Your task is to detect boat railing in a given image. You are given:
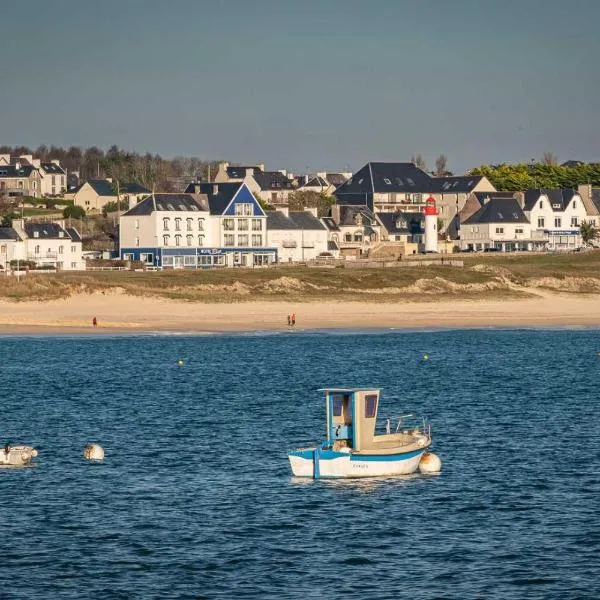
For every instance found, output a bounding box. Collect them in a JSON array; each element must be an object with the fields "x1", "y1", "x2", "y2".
[{"x1": 379, "y1": 414, "x2": 430, "y2": 437}]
